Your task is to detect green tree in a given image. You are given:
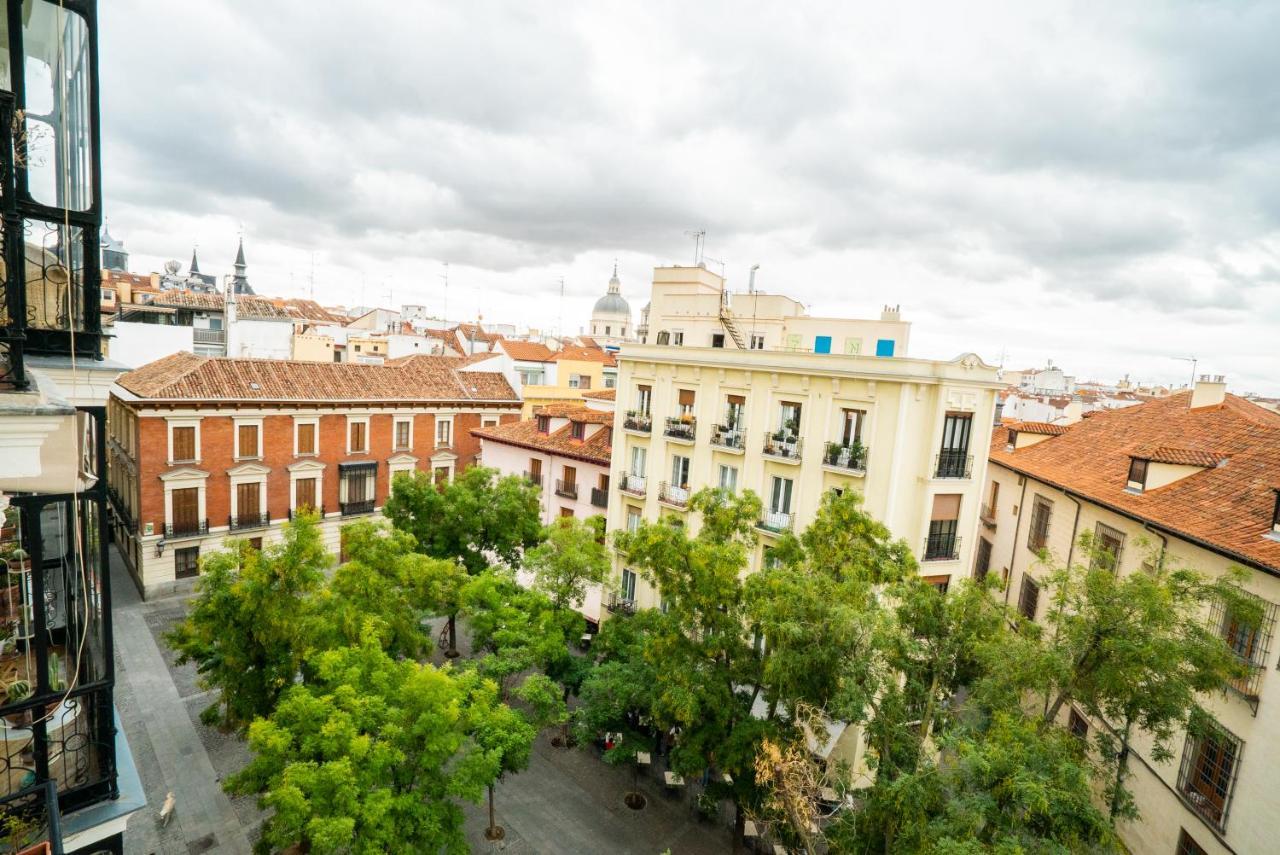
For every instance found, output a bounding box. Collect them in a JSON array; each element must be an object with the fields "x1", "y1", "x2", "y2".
[
  {"x1": 525, "y1": 515, "x2": 610, "y2": 614},
  {"x1": 383, "y1": 467, "x2": 543, "y2": 655},
  {"x1": 226, "y1": 632, "x2": 517, "y2": 854},
  {"x1": 165, "y1": 513, "x2": 330, "y2": 729}
]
